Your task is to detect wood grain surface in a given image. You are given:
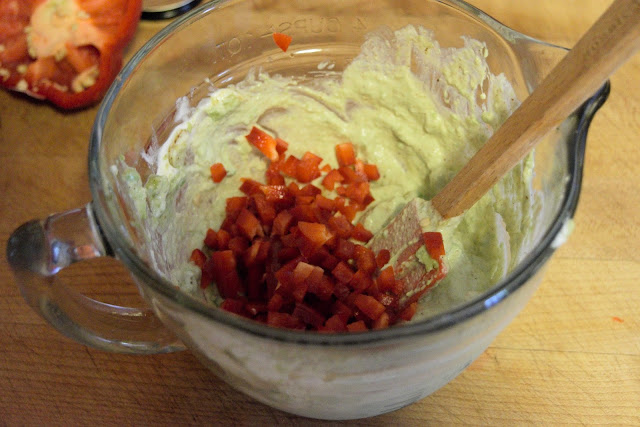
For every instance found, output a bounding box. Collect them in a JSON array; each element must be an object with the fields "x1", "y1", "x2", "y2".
[{"x1": 1, "y1": 1, "x2": 638, "y2": 424}]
